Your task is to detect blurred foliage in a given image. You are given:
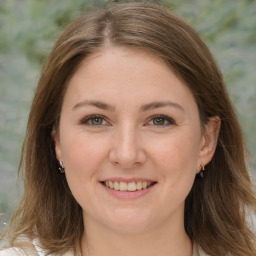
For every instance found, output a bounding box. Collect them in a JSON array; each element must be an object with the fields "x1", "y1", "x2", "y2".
[{"x1": 0, "y1": 0, "x2": 256, "y2": 227}]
